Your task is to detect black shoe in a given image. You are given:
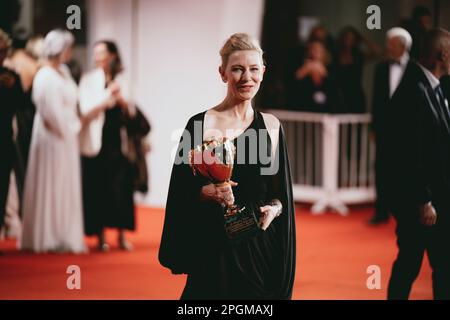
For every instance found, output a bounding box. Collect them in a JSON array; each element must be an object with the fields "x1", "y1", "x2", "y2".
[
  {"x1": 98, "y1": 242, "x2": 110, "y2": 252},
  {"x1": 368, "y1": 216, "x2": 389, "y2": 225},
  {"x1": 97, "y1": 232, "x2": 110, "y2": 252},
  {"x1": 119, "y1": 239, "x2": 134, "y2": 251},
  {"x1": 118, "y1": 230, "x2": 133, "y2": 251}
]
